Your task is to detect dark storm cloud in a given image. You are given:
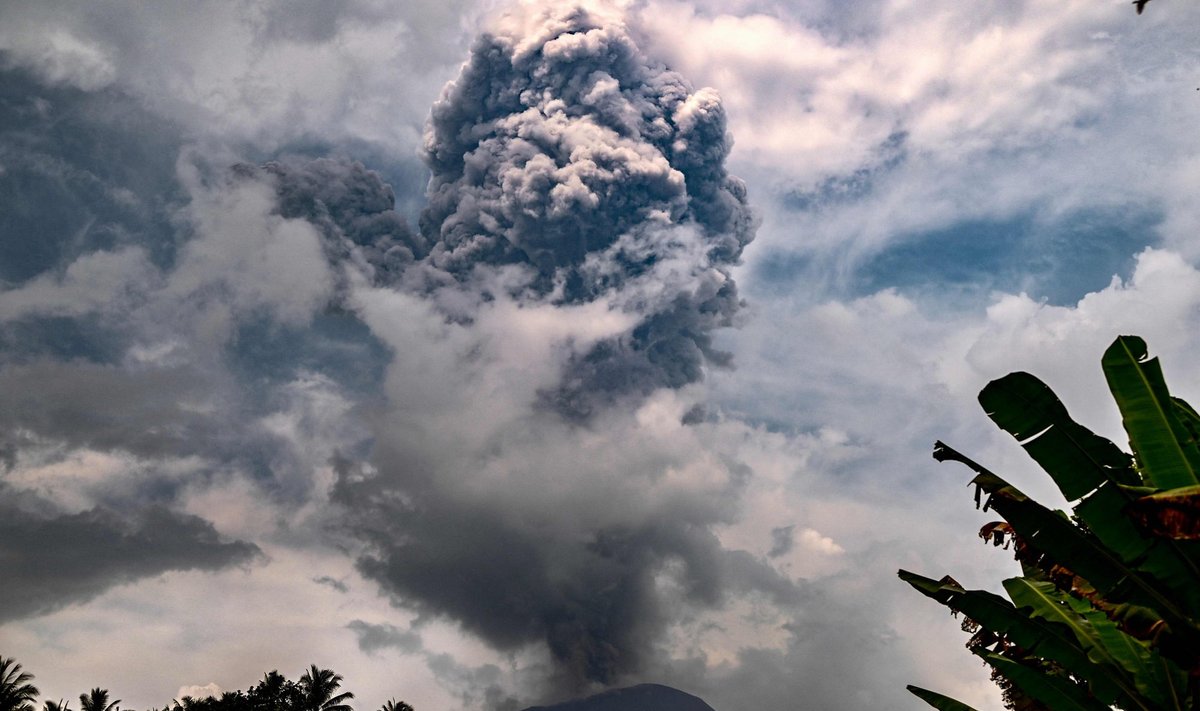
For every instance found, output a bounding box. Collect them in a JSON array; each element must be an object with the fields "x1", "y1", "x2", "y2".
[
  {"x1": 0, "y1": 487, "x2": 260, "y2": 622},
  {"x1": 417, "y1": 6, "x2": 755, "y2": 416}
]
